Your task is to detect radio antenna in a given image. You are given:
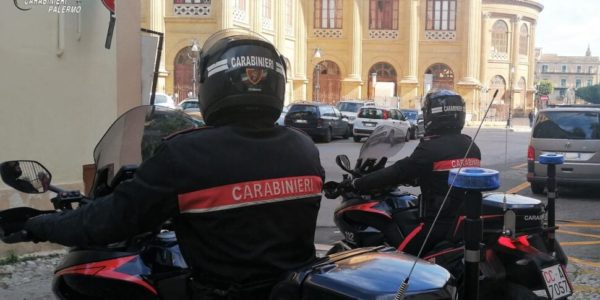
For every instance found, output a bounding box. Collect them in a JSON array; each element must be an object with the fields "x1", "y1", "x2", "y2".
[{"x1": 396, "y1": 89, "x2": 500, "y2": 299}]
